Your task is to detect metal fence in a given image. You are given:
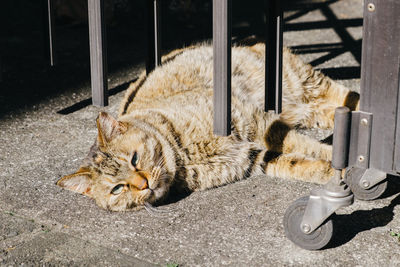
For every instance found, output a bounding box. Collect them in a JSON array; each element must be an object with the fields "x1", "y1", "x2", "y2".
[{"x1": 41, "y1": 0, "x2": 284, "y2": 136}]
